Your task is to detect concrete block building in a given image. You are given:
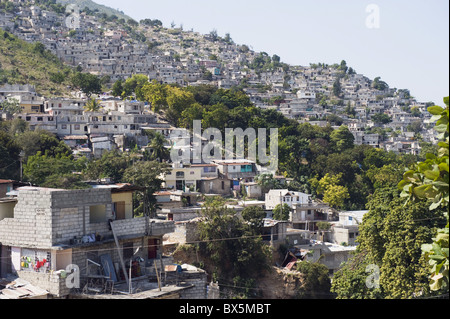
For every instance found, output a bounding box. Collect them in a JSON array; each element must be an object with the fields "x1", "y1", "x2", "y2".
[{"x1": 0, "y1": 186, "x2": 175, "y2": 298}]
